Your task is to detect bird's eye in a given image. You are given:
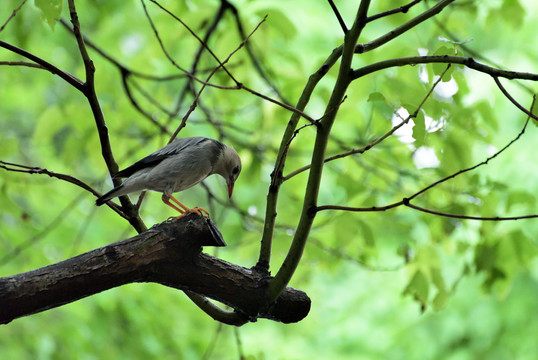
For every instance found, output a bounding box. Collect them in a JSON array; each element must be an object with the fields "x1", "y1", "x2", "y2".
[{"x1": 232, "y1": 166, "x2": 239, "y2": 175}]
